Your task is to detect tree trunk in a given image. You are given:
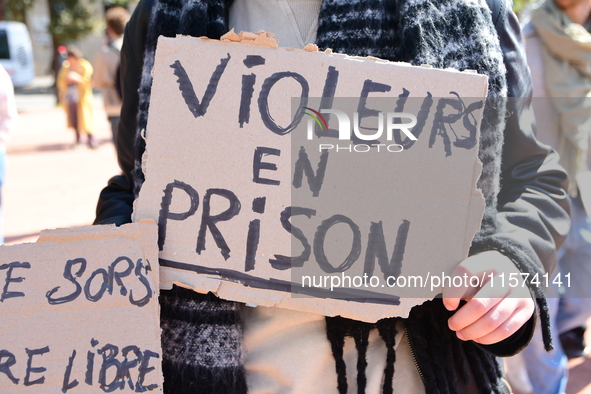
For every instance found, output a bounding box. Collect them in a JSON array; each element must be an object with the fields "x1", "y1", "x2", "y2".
[{"x1": 48, "y1": 0, "x2": 61, "y2": 105}]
